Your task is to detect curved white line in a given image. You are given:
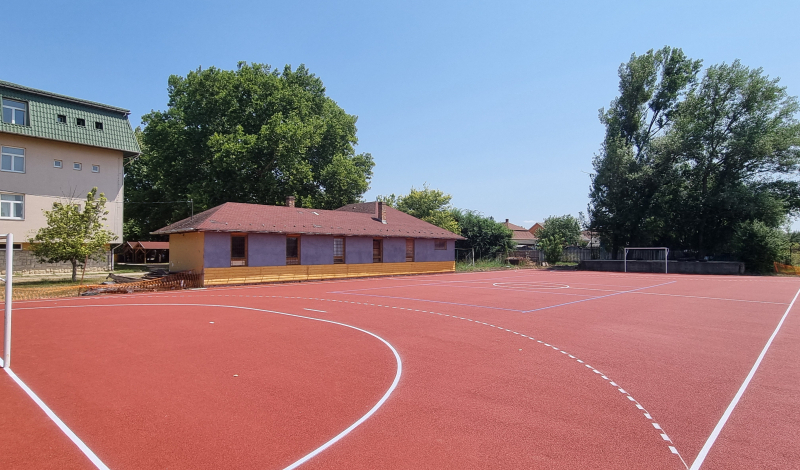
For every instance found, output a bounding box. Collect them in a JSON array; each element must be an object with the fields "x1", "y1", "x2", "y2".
[{"x1": 15, "y1": 302, "x2": 403, "y2": 470}]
